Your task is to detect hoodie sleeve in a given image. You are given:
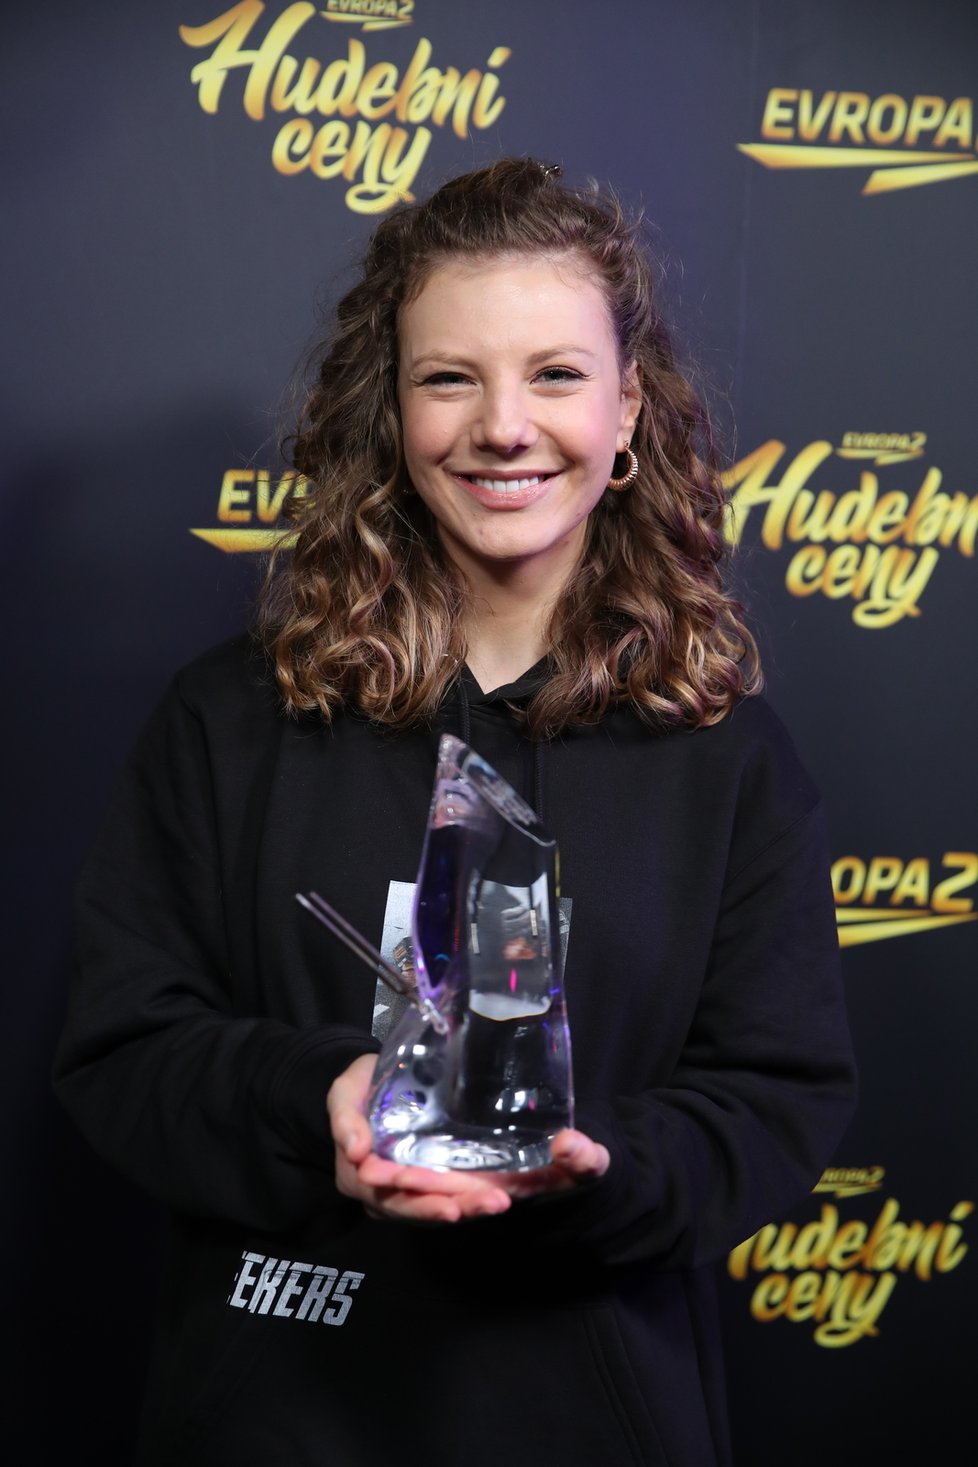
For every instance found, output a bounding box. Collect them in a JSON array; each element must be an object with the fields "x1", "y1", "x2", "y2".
[
  {"x1": 506, "y1": 768, "x2": 856, "y2": 1269},
  {"x1": 52, "y1": 661, "x2": 379, "y2": 1233}
]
